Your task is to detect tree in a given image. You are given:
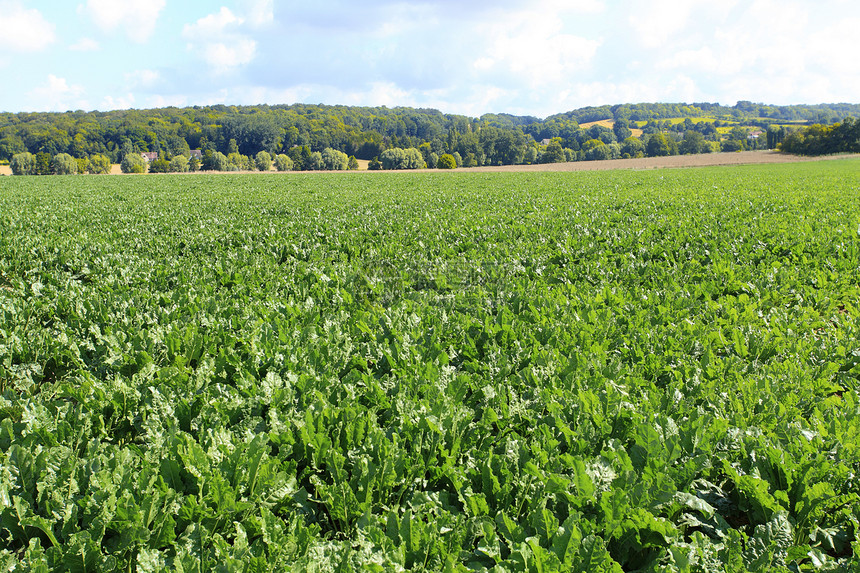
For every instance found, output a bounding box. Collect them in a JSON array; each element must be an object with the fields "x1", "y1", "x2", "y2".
[
  {"x1": 34, "y1": 152, "x2": 52, "y2": 175},
  {"x1": 679, "y1": 130, "x2": 709, "y2": 155},
  {"x1": 368, "y1": 157, "x2": 382, "y2": 170},
  {"x1": 88, "y1": 154, "x2": 111, "y2": 174},
  {"x1": 541, "y1": 140, "x2": 566, "y2": 163},
  {"x1": 347, "y1": 155, "x2": 359, "y2": 170},
  {"x1": 308, "y1": 151, "x2": 324, "y2": 171},
  {"x1": 255, "y1": 151, "x2": 272, "y2": 171},
  {"x1": 0, "y1": 135, "x2": 26, "y2": 161},
  {"x1": 523, "y1": 146, "x2": 538, "y2": 164},
  {"x1": 380, "y1": 147, "x2": 424, "y2": 169},
  {"x1": 766, "y1": 125, "x2": 784, "y2": 150},
  {"x1": 120, "y1": 139, "x2": 135, "y2": 161},
  {"x1": 227, "y1": 152, "x2": 250, "y2": 171},
  {"x1": 584, "y1": 141, "x2": 610, "y2": 161},
  {"x1": 274, "y1": 154, "x2": 293, "y2": 171},
  {"x1": 621, "y1": 137, "x2": 645, "y2": 158},
  {"x1": 321, "y1": 148, "x2": 348, "y2": 170},
  {"x1": 169, "y1": 155, "x2": 189, "y2": 172},
  {"x1": 148, "y1": 158, "x2": 171, "y2": 173},
  {"x1": 10, "y1": 152, "x2": 35, "y2": 175},
  {"x1": 75, "y1": 157, "x2": 90, "y2": 174},
  {"x1": 209, "y1": 151, "x2": 229, "y2": 171},
  {"x1": 646, "y1": 133, "x2": 670, "y2": 157},
  {"x1": 121, "y1": 153, "x2": 147, "y2": 173},
  {"x1": 189, "y1": 155, "x2": 200, "y2": 172},
  {"x1": 436, "y1": 153, "x2": 456, "y2": 169},
  {"x1": 721, "y1": 139, "x2": 744, "y2": 152},
  {"x1": 613, "y1": 119, "x2": 632, "y2": 141}
]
